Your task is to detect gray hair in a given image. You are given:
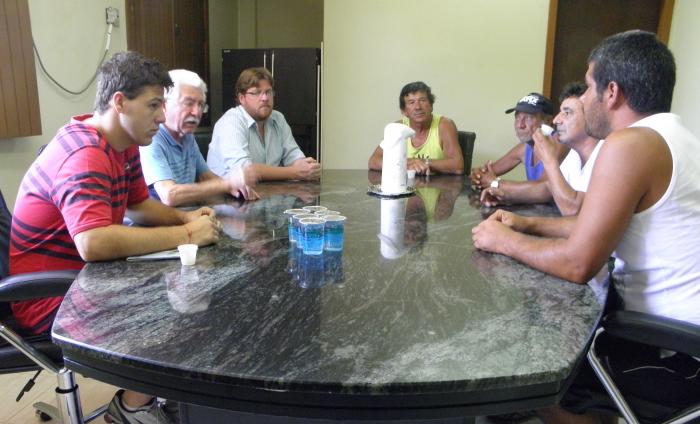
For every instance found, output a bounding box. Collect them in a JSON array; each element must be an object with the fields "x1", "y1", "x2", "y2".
[{"x1": 166, "y1": 69, "x2": 207, "y2": 102}]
